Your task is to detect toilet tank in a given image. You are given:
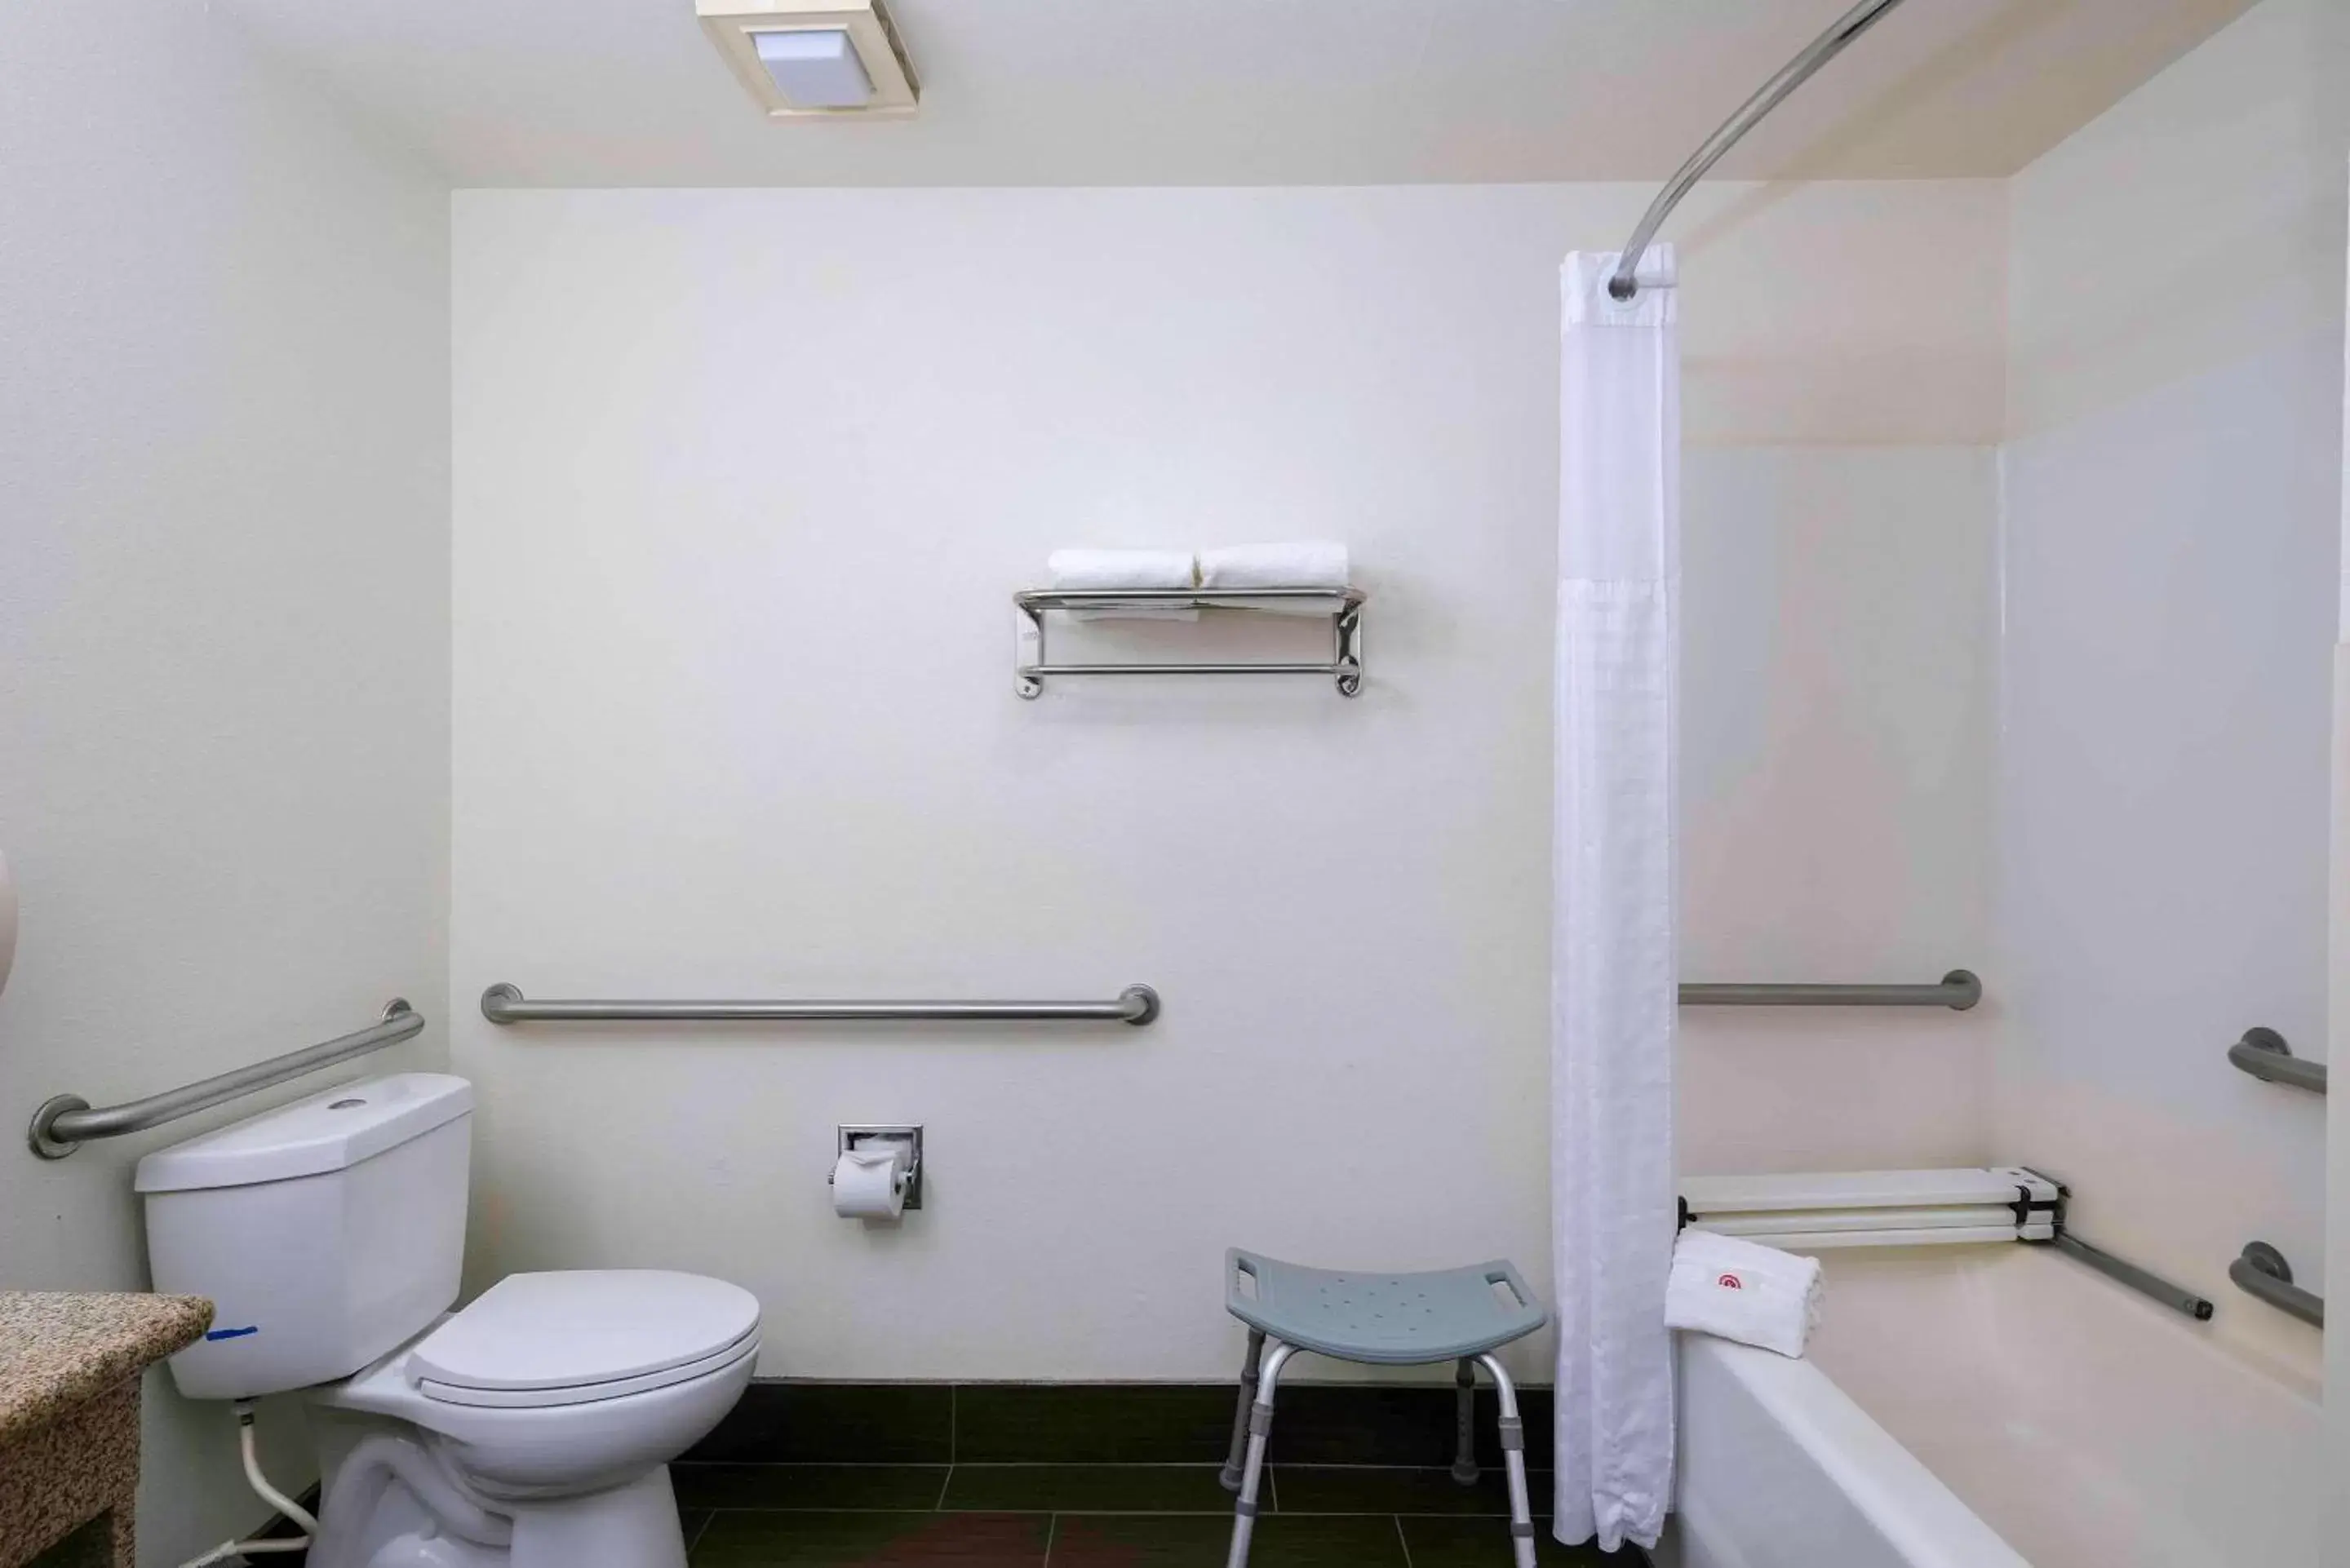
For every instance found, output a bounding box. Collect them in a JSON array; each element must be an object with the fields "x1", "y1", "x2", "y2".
[{"x1": 137, "y1": 1072, "x2": 472, "y2": 1401}]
